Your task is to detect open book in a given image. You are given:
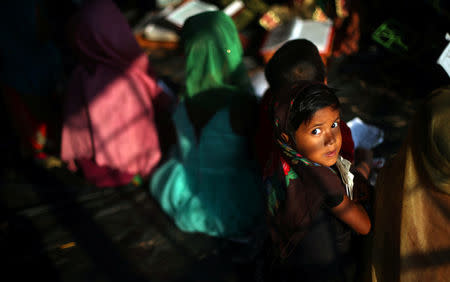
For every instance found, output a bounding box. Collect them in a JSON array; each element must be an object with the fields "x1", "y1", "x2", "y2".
[
  {"x1": 165, "y1": 0, "x2": 245, "y2": 28},
  {"x1": 136, "y1": 0, "x2": 246, "y2": 49},
  {"x1": 260, "y1": 17, "x2": 334, "y2": 63}
]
